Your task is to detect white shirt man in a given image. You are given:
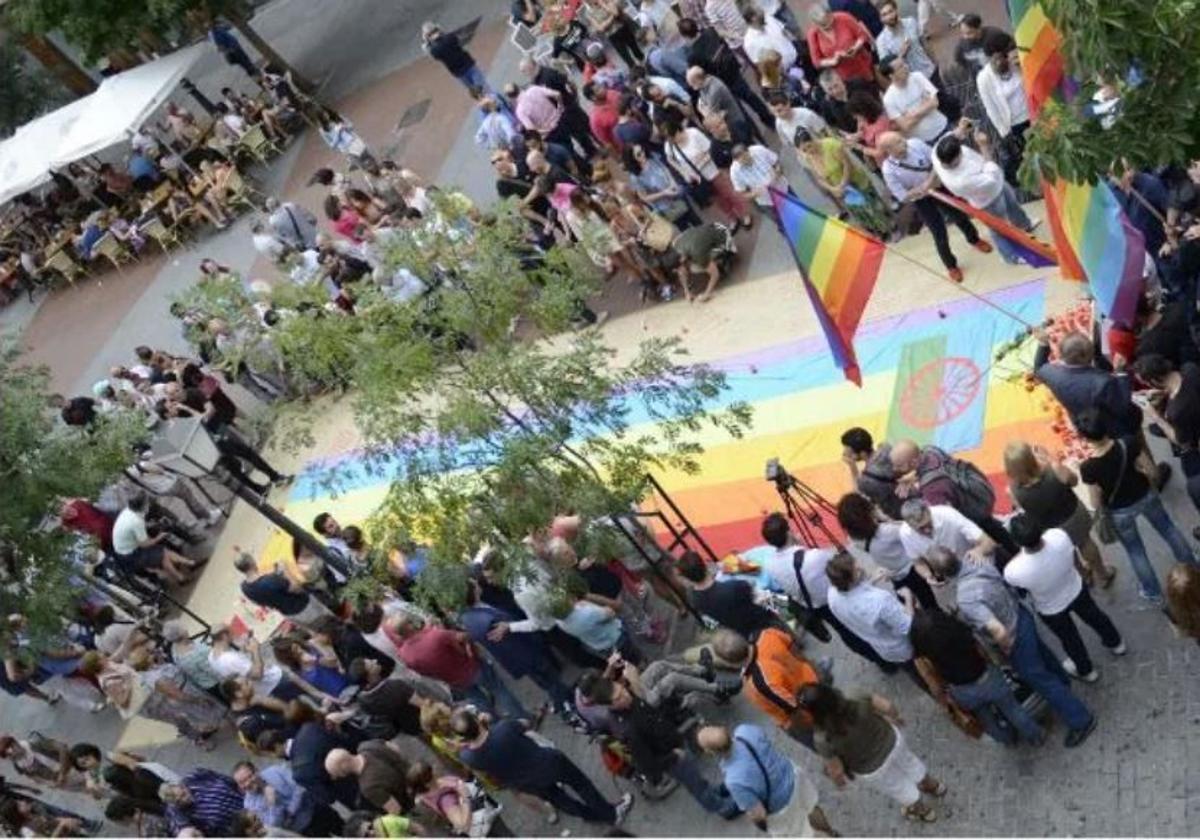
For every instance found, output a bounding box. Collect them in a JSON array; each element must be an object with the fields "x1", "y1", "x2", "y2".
[
  {"x1": 1003, "y1": 528, "x2": 1081, "y2": 615},
  {"x1": 881, "y1": 136, "x2": 936, "y2": 203},
  {"x1": 883, "y1": 67, "x2": 947, "y2": 142},
  {"x1": 764, "y1": 545, "x2": 835, "y2": 607},
  {"x1": 111, "y1": 507, "x2": 150, "y2": 557},
  {"x1": 730, "y1": 145, "x2": 788, "y2": 207},
  {"x1": 899, "y1": 504, "x2": 986, "y2": 561},
  {"x1": 875, "y1": 14, "x2": 936, "y2": 79},
  {"x1": 774, "y1": 105, "x2": 828, "y2": 146},
  {"x1": 743, "y1": 15, "x2": 797, "y2": 68},
  {"x1": 475, "y1": 107, "x2": 521, "y2": 152},
  {"x1": 932, "y1": 141, "x2": 1005, "y2": 208},
  {"x1": 665, "y1": 126, "x2": 719, "y2": 180},
  {"x1": 827, "y1": 579, "x2": 913, "y2": 663}
]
